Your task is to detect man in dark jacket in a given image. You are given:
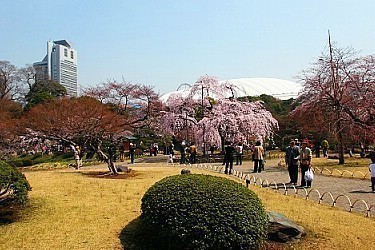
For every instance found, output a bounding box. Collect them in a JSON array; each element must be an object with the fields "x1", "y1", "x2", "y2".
[
  {"x1": 285, "y1": 140, "x2": 300, "y2": 185},
  {"x1": 224, "y1": 141, "x2": 235, "y2": 175}
]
